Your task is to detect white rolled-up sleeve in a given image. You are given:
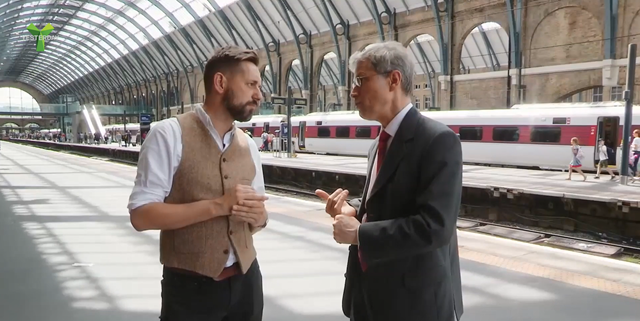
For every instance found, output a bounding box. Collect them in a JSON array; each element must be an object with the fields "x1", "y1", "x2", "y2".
[
  {"x1": 246, "y1": 137, "x2": 265, "y2": 196},
  {"x1": 127, "y1": 119, "x2": 182, "y2": 212}
]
